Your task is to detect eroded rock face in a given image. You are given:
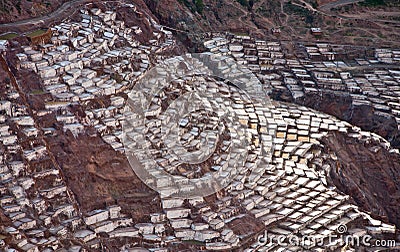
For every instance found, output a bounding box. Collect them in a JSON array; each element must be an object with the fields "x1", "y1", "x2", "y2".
[{"x1": 321, "y1": 131, "x2": 400, "y2": 228}]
